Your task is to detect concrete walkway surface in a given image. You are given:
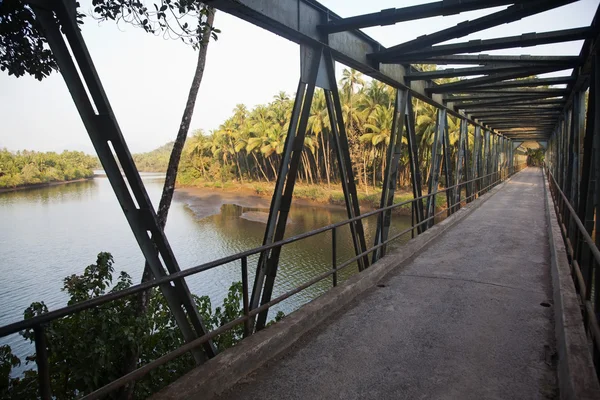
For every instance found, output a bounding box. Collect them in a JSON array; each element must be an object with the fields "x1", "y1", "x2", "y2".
[{"x1": 218, "y1": 168, "x2": 557, "y2": 400}]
